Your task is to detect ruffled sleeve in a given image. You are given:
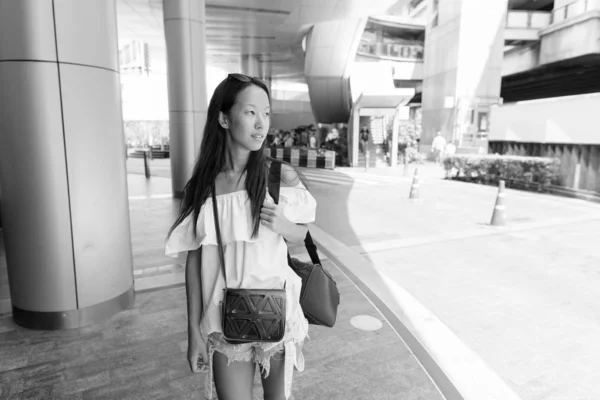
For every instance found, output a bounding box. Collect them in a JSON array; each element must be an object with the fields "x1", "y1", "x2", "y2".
[
  {"x1": 164, "y1": 191, "x2": 262, "y2": 257},
  {"x1": 278, "y1": 183, "x2": 317, "y2": 224},
  {"x1": 164, "y1": 211, "x2": 205, "y2": 258}
]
